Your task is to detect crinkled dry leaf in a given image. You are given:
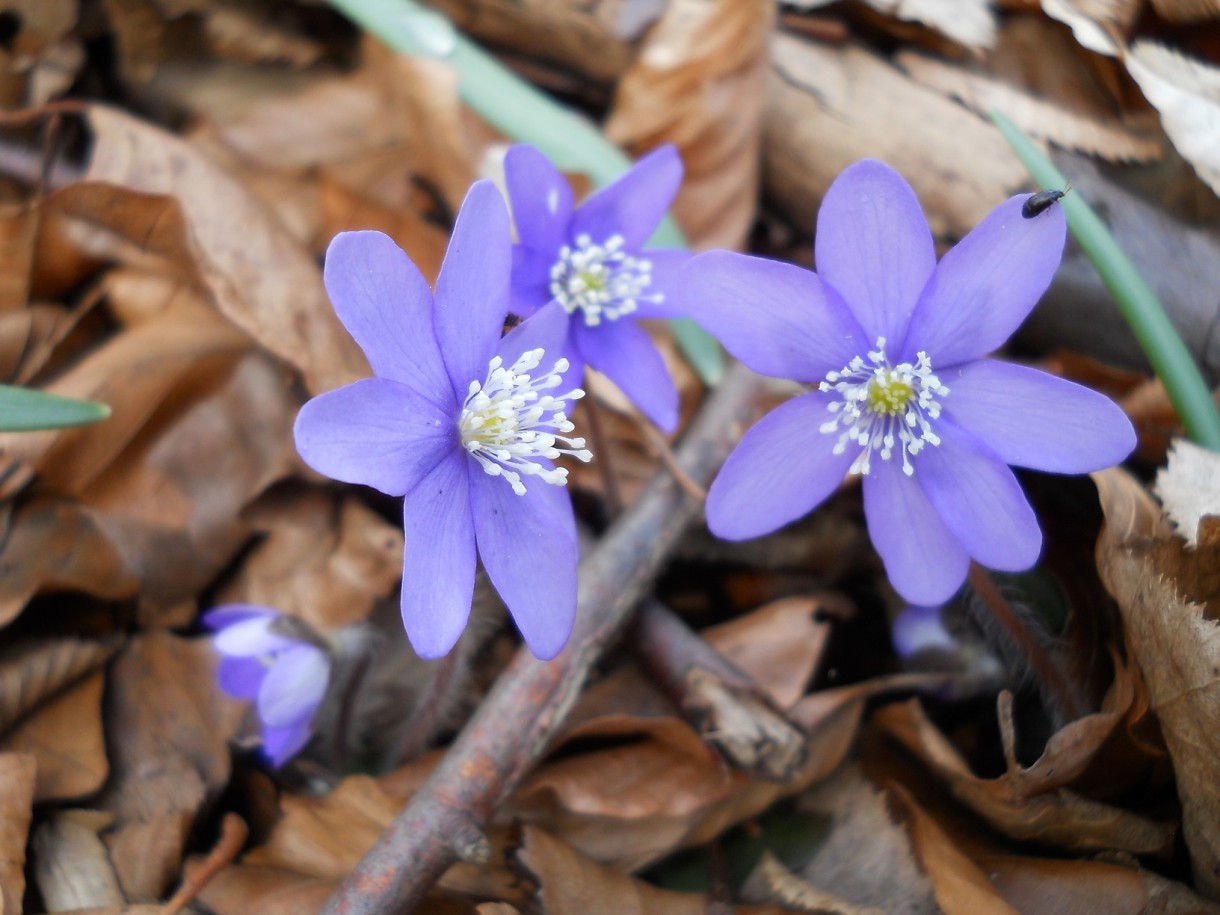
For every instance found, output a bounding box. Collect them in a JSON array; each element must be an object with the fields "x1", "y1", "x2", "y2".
[
  {"x1": 97, "y1": 633, "x2": 245, "y2": 901},
  {"x1": 193, "y1": 863, "x2": 337, "y2": 915},
  {"x1": 765, "y1": 34, "x2": 1026, "y2": 238},
  {"x1": 33, "y1": 810, "x2": 125, "y2": 911},
  {"x1": 875, "y1": 699, "x2": 1175, "y2": 857},
  {"x1": 217, "y1": 489, "x2": 404, "y2": 634},
  {"x1": 1124, "y1": 42, "x2": 1220, "y2": 196},
  {"x1": 514, "y1": 825, "x2": 792, "y2": 915},
  {"x1": 605, "y1": 0, "x2": 774, "y2": 250},
  {"x1": 1156, "y1": 437, "x2": 1220, "y2": 548},
  {"x1": 860, "y1": 0, "x2": 996, "y2": 49},
  {"x1": 0, "y1": 751, "x2": 36, "y2": 914},
  {"x1": 897, "y1": 52, "x2": 1161, "y2": 162},
  {"x1": 1095, "y1": 465, "x2": 1220, "y2": 898},
  {"x1": 748, "y1": 852, "x2": 887, "y2": 914},
  {"x1": 74, "y1": 104, "x2": 369, "y2": 392},
  {"x1": 1149, "y1": 0, "x2": 1220, "y2": 22},
  {"x1": 1039, "y1": 0, "x2": 1129, "y2": 57},
  {"x1": 192, "y1": 3, "x2": 323, "y2": 67},
  {"x1": 0, "y1": 636, "x2": 117, "y2": 734},
  {"x1": 0, "y1": 202, "x2": 40, "y2": 310},
  {"x1": 1, "y1": 668, "x2": 107, "y2": 802},
  {"x1": 1, "y1": 0, "x2": 79, "y2": 58}
]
